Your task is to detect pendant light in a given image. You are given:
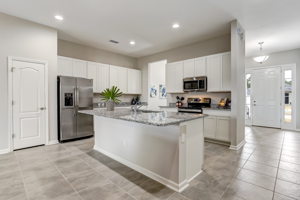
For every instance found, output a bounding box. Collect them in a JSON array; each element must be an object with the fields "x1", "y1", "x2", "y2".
[{"x1": 253, "y1": 42, "x2": 269, "y2": 63}]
